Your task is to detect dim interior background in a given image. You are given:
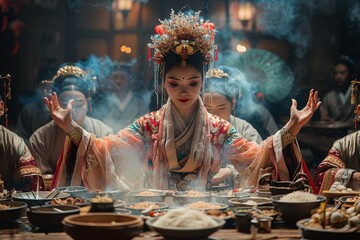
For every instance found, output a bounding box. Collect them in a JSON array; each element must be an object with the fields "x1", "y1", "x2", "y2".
[{"x1": 1, "y1": 0, "x2": 359, "y2": 142}]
